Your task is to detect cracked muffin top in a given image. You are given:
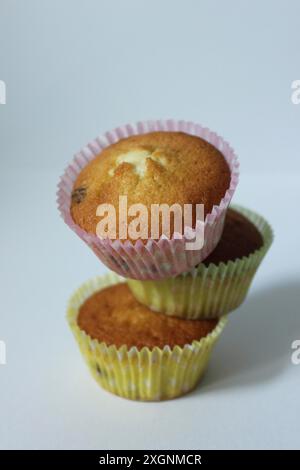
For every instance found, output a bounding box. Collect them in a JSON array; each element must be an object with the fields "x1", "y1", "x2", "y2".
[
  {"x1": 71, "y1": 131, "x2": 231, "y2": 242},
  {"x1": 77, "y1": 283, "x2": 218, "y2": 350}
]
